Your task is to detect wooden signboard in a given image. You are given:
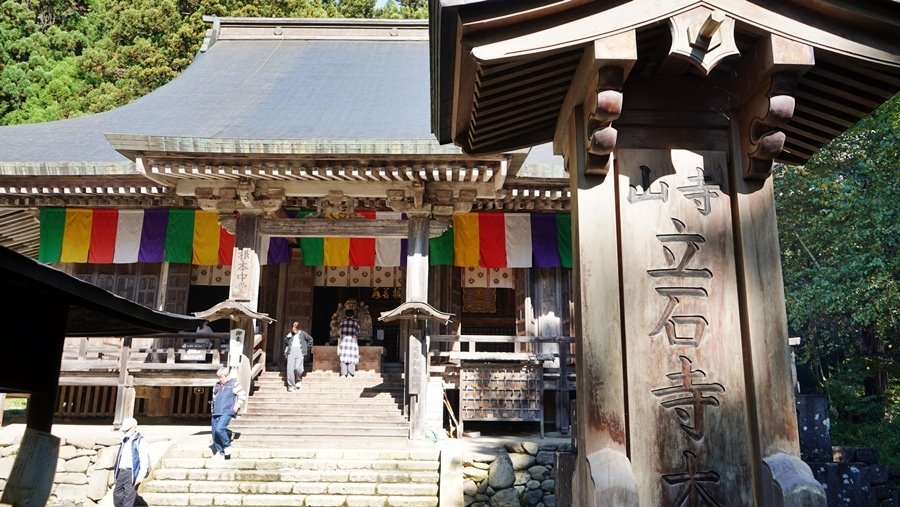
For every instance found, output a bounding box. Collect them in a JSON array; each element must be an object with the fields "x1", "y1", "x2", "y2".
[
  {"x1": 459, "y1": 362, "x2": 543, "y2": 436},
  {"x1": 617, "y1": 149, "x2": 751, "y2": 505}
]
